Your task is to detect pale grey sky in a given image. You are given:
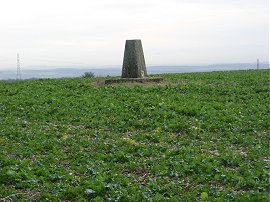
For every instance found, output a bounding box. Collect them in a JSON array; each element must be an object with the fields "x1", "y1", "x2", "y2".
[{"x1": 0, "y1": 0, "x2": 269, "y2": 69}]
